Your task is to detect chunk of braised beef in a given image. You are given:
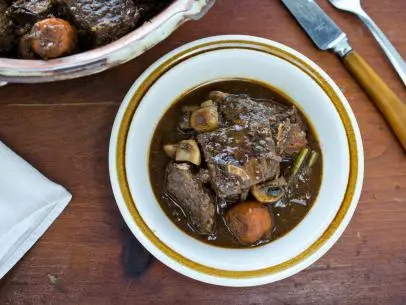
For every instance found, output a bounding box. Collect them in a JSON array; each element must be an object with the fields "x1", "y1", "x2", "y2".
[
  {"x1": 210, "y1": 91, "x2": 282, "y2": 127},
  {"x1": 197, "y1": 123, "x2": 281, "y2": 201},
  {"x1": 8, "y1": 0, "x2": 54, "y2": 35},
  {"x1": 166, "y1": 162, "x2": 216, "y2": 235},
  {"x1": 195, "y1": 168, "x2": 211, "y2": 184},
  {"x1": 274, "y1": 118, "x2": 308, "y2": 157},
  {"x1": 209, "y1": 91, "x2": 308, "y2": 158},
  {"x1": 0, "y1": 0, "x2": 16, "y2": 53},
  {"x1": 55, "y1": 0, "x2": 140, "y2": 47}
]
